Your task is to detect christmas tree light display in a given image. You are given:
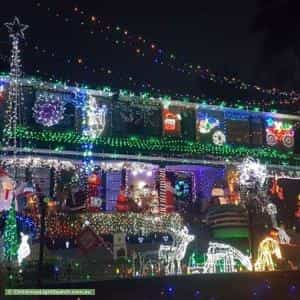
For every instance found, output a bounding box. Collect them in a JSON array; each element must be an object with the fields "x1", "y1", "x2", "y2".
[
  {"x1": 3, "y1": 201, "x2": 19, "y2": 262},
  {"x1": 3, "y1": 17, "x2": 28, "y2": 152}
]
